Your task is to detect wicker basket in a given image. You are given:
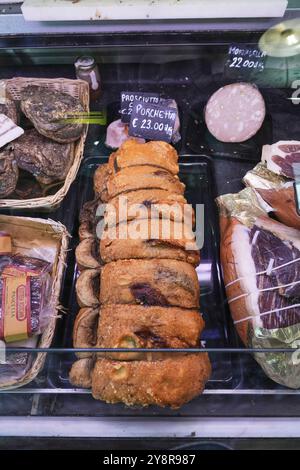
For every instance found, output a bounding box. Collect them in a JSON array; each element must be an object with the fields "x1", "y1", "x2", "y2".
[
  {"x1": 0, "y1": 214, "x2": 69, "y2": 390},
  {"x1": 0, "y1": 77, "x2": 89, "y2": 211}
]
